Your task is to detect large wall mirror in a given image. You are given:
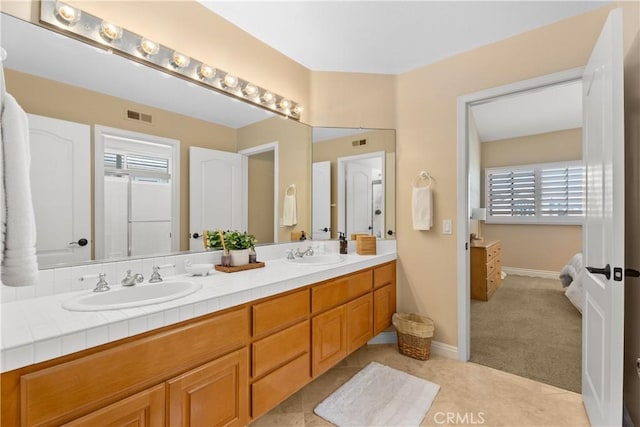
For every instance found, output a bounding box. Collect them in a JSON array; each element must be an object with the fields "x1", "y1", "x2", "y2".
[
  {"x1": 312, "y1": 128, "x2": 396, "y2": 241},
  {"x1": 1, "y1": 12, "x2": 312, "y2": 268}
]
